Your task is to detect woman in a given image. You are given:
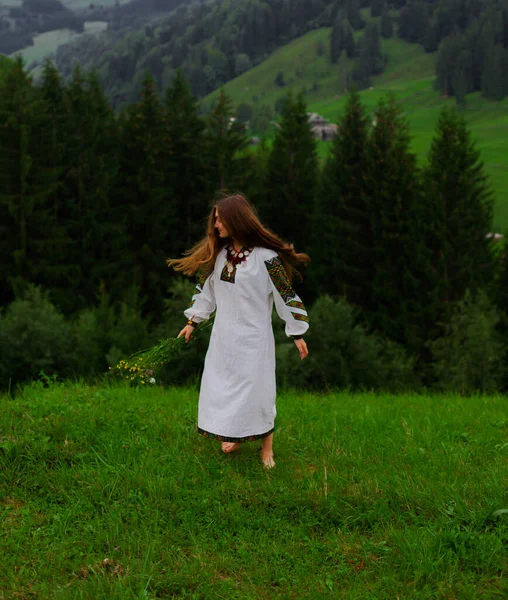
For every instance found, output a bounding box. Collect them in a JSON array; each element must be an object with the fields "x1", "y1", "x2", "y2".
[{"x1": 168, "y1": 193, "x2": 309, "y2": 469}]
